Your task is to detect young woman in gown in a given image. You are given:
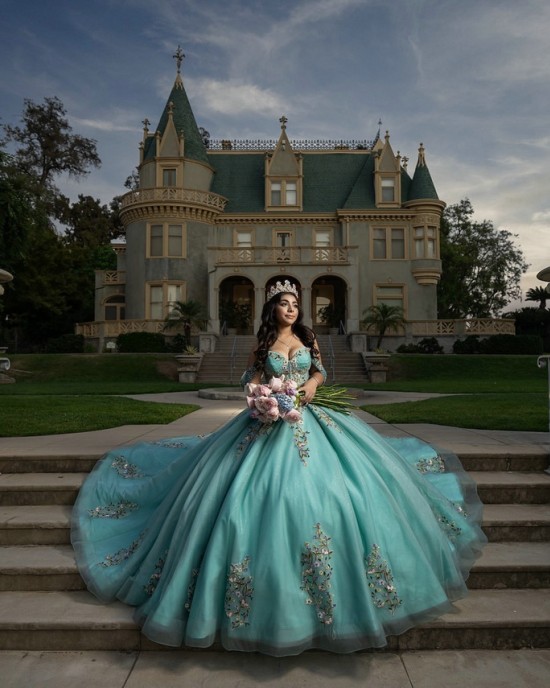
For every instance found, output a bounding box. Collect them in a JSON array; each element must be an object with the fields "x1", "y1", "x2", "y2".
[{"x1": 72, "y1": 280, "x2": 487, "y2": 656}]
